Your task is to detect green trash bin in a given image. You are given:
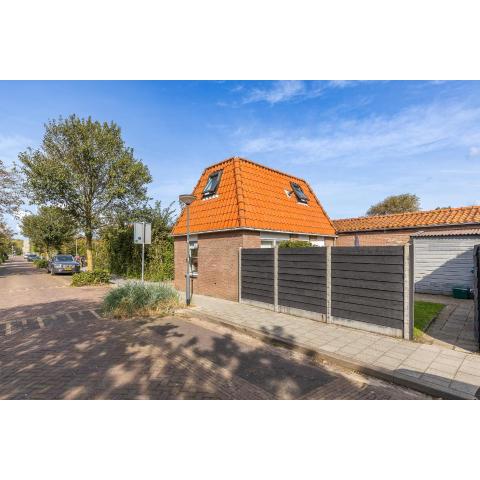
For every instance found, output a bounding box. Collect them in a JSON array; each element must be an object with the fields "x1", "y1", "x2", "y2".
[{"x1": 452, "y1": 286, "x2": 472, "y2": 299}]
